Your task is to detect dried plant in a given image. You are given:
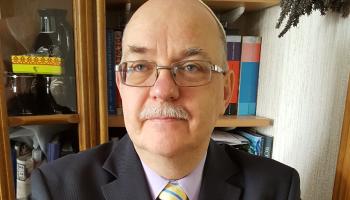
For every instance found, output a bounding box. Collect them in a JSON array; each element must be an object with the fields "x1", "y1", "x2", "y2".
[{"x1": 276, "y1": 0, "x2": 350, "y2": 37}]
